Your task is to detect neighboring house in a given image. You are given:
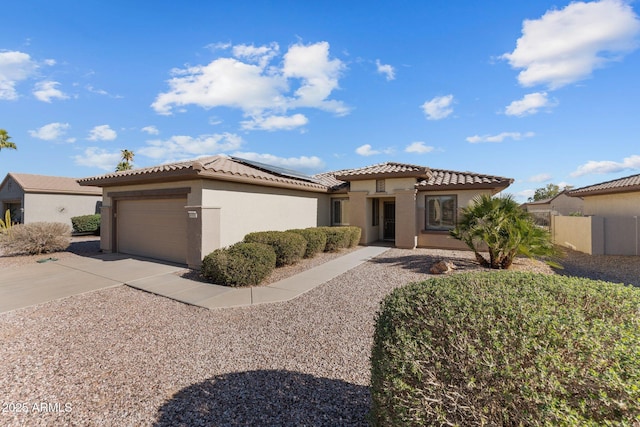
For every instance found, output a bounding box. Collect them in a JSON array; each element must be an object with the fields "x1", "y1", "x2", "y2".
[
  {"x1": 521, "y1": 191, "x2": 584, "y2": 228},
  {"x1": 552, "y1": 173, "x2": 640, "y2": 255},
  {"x1": 78, "y1": 156, "x2": 513, "y2": 267},
  {"x1": 0, "y1": 173, "x2": 102, "y2": 226},
  {"x1": 521, "y1": 191, "x2": 584, "y2": 216}
]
